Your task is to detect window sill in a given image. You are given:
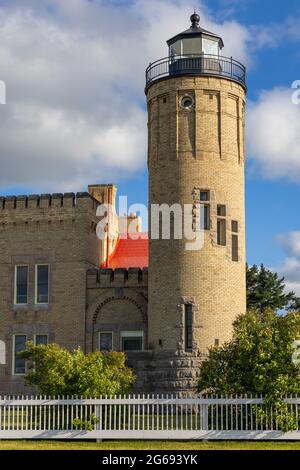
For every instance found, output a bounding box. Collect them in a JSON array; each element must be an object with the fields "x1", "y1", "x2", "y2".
[{"x1": 13, "y1": 303, "x2": 50, "y2": 312}]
